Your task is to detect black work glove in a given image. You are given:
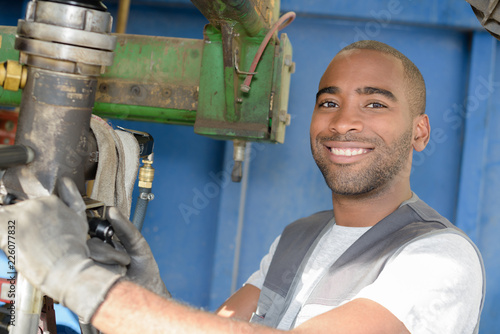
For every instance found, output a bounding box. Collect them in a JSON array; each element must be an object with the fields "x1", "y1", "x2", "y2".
[{"x1": 86, "y1": 207, "x2": 171, "y2": 299}]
